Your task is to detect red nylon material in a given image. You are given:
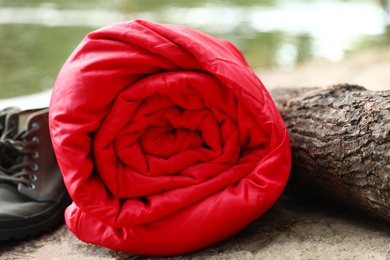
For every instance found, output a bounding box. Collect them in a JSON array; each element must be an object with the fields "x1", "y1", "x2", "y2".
[{"x1": 49, "y1": 20, "x2": 291, "y2": 256}]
